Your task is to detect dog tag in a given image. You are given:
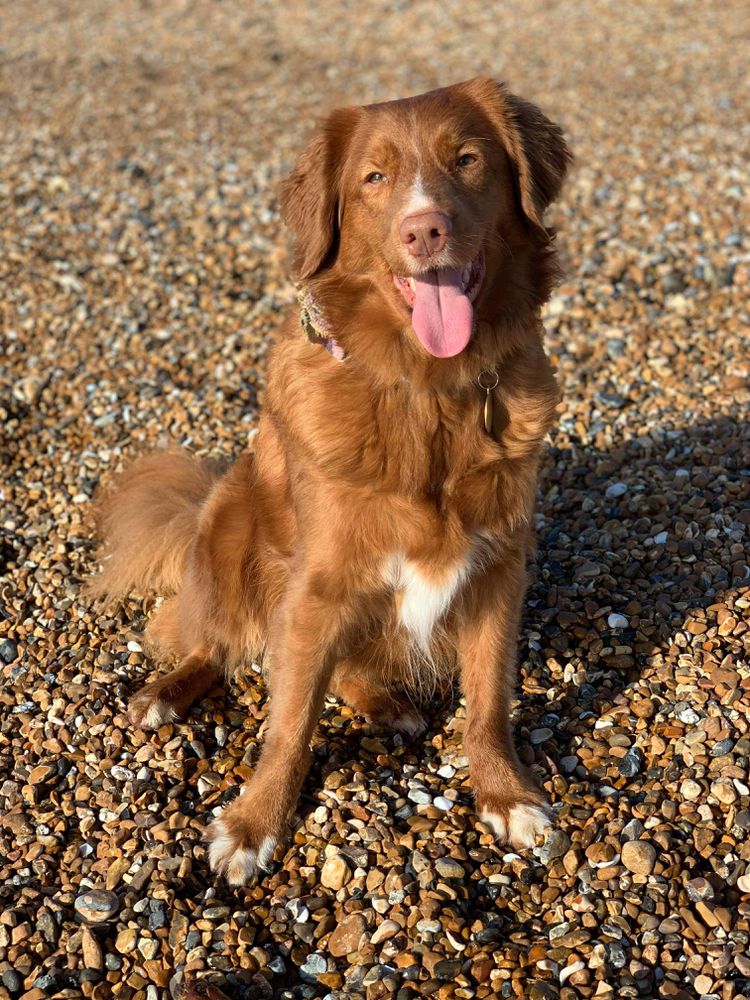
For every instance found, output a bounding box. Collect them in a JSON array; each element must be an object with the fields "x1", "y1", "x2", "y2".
[{"x1": 477, "y1": 369, "x2": 499, "y2": 435}]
